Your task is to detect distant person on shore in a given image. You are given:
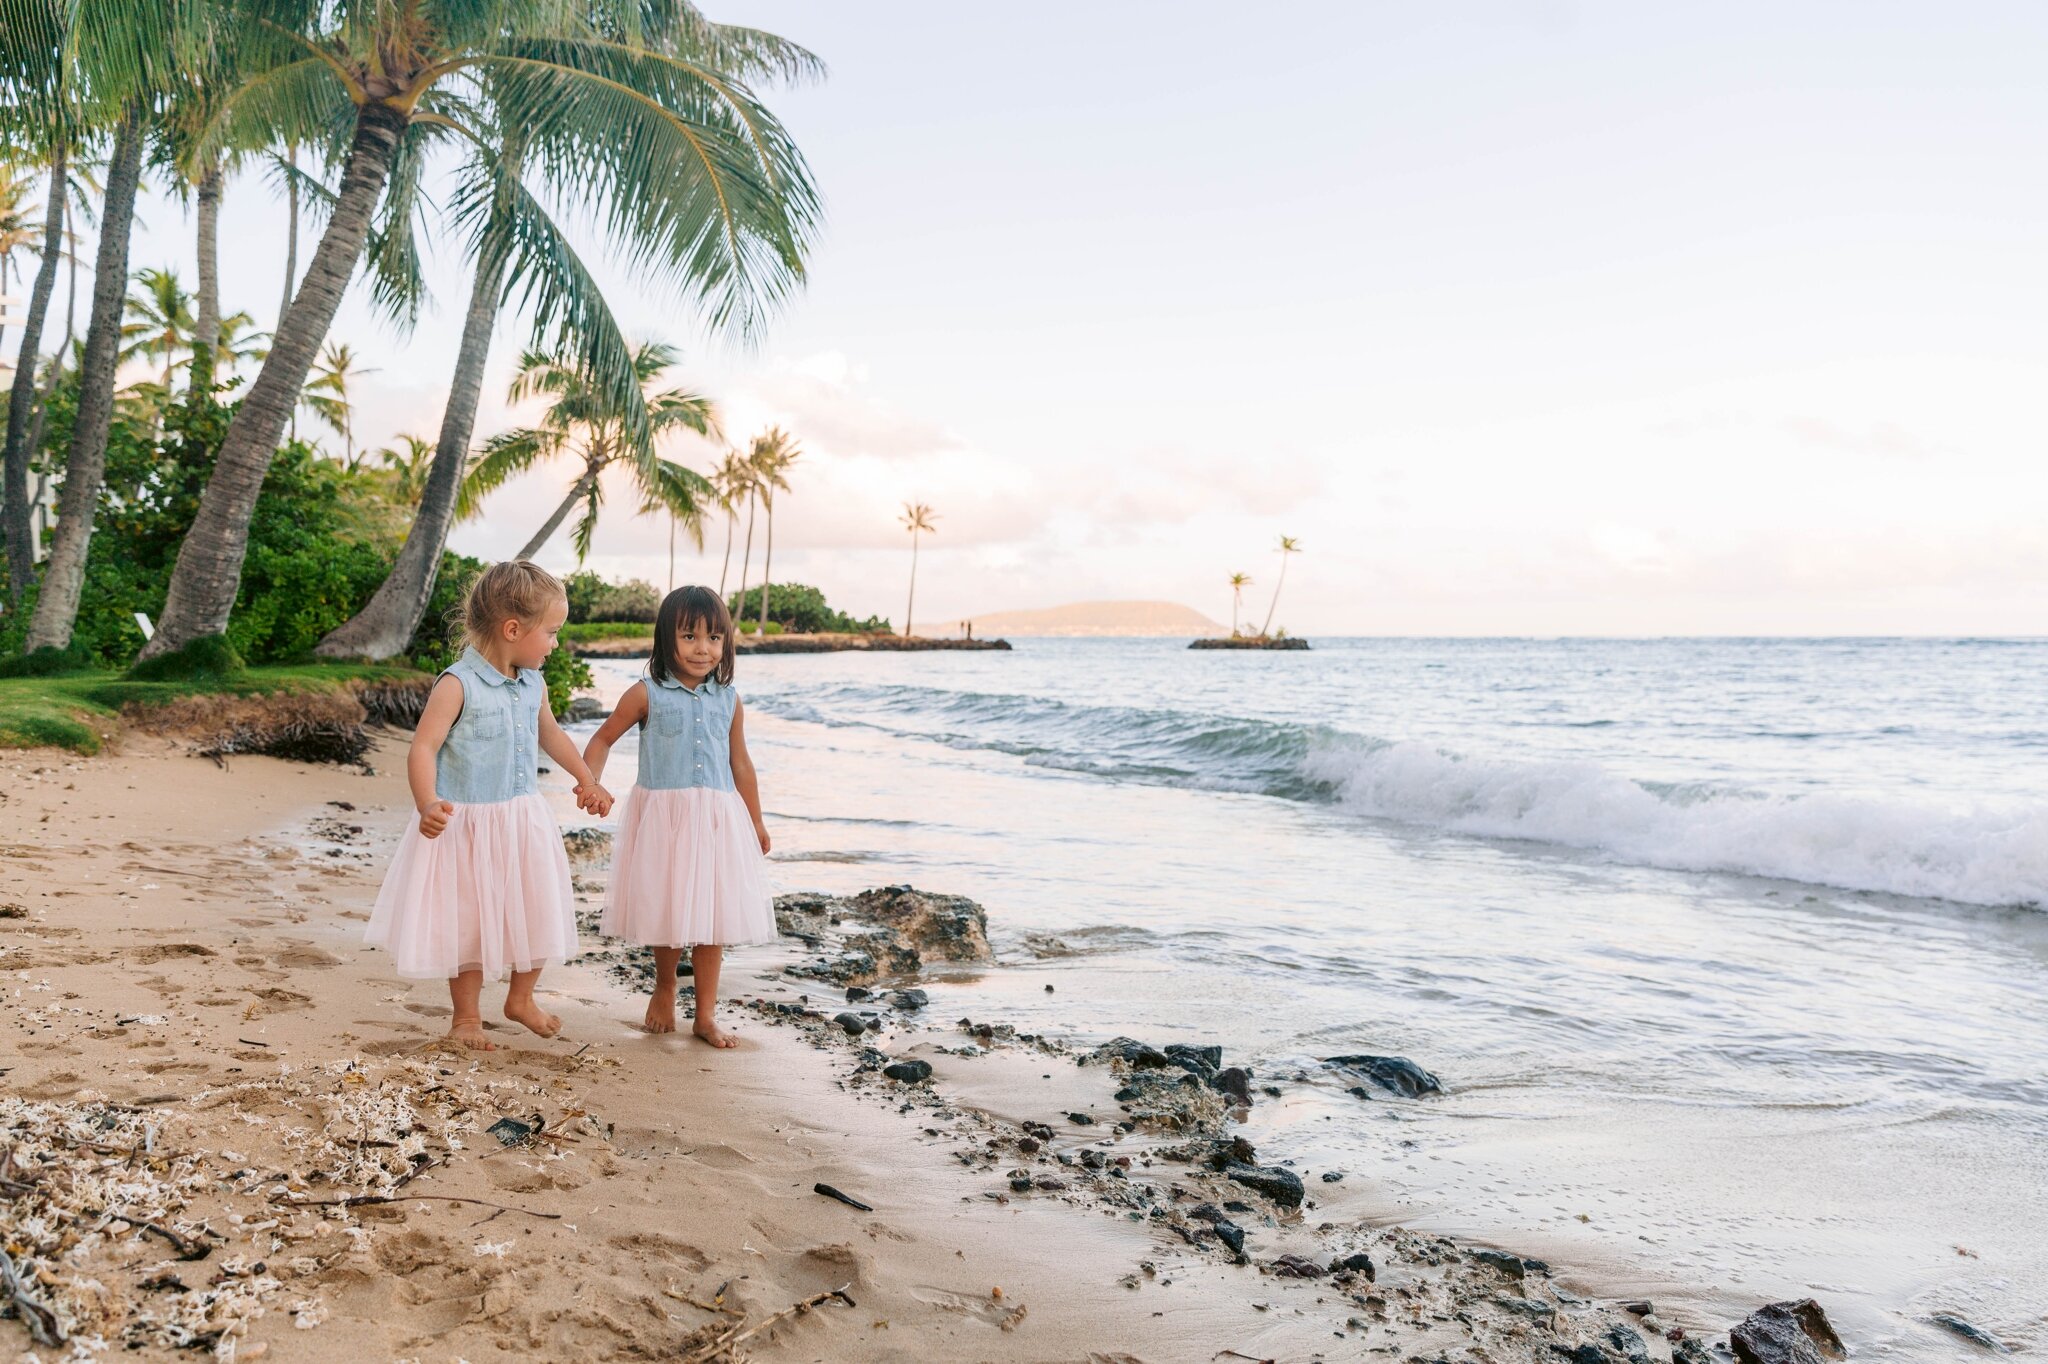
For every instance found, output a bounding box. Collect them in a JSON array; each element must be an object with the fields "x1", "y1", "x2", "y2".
[
  {"x1": 582, "y1": 586, "x2": 776, "y2": 1047},
  {"x1": 367, "y1": 561, "x2": 613, "y2": 1051}
]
